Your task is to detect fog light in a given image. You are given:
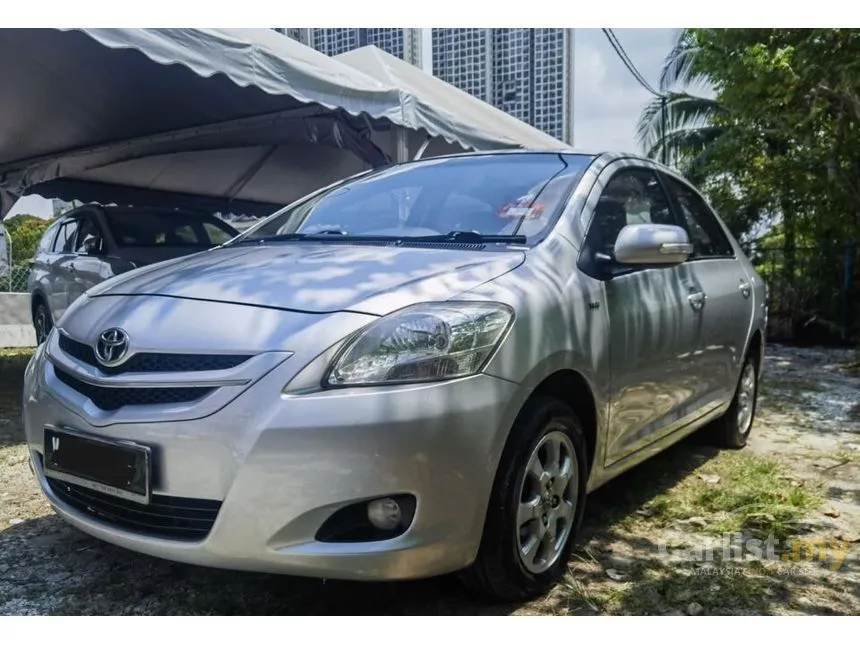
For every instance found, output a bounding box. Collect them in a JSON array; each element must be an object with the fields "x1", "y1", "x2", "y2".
[
  {"x1": 367, "y1": 497, "x2": 402, "y2": 530},
  {"x1": 316, "y1": 494, "x2": 416, "y2": 543}
]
